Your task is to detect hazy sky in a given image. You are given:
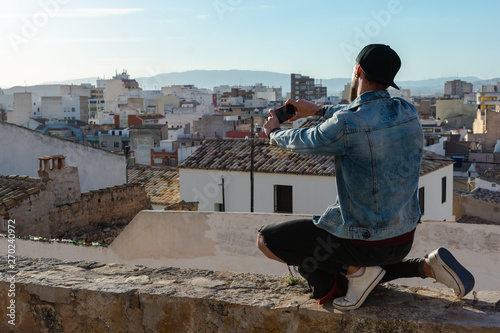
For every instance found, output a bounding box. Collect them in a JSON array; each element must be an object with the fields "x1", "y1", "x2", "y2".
[{"x1": 1, "y1": 0, "x2": 499, "y2": 88}]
